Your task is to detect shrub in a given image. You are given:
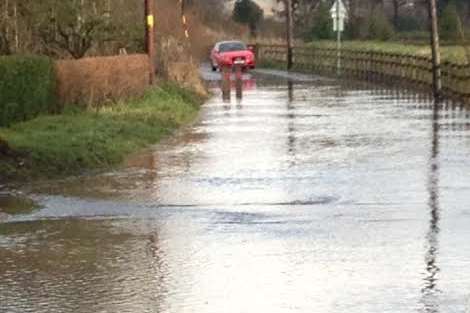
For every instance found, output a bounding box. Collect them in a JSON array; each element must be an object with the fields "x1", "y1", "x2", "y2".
[
  {"x1": 344, "y1": 17, "x2": 362, "y2": 40},
  {"x1": 307, "y1": 1, "x2": 334, "y2": 40},
  {"x1": 397, "y1": 31, "x2": 429, "y2": 42},
  {"x1": 440, "y1": 2, "x2": 460, "y2": 41},
  {"x1": 367, "y1": 8, "x2": 395, "y2": 41},
  {"x1": 395, "y1": 16, "x2": 424, "y2": 32},
  {"x1": 0, "y1": 55, "x2": 56, "y2": 127}
]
